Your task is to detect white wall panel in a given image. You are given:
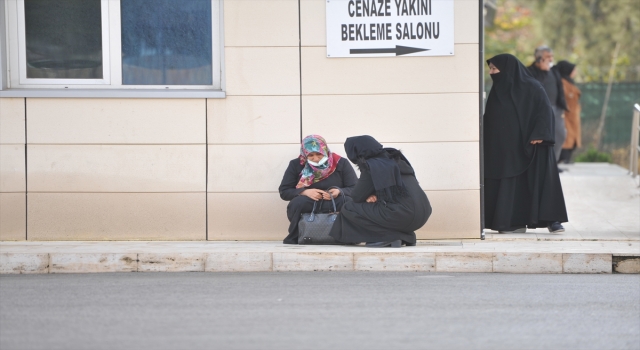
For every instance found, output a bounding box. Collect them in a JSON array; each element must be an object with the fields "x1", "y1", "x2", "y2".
[
  {"x1": 28, "y1": 193, "x2": 206, "y2": 240},
  {"x1": 208, "y1": 192, "x2": 289, "y2": 240},
  {"x1": 27, "y1": 99, "x2": 206, "y2": 144},
  {"x1": 0, "y1": 144, "x2": 25, "y2": 192},
  {"x1": 385, "y1": 142, "x2": 479, "y2": 191},
  {"x1": 208, "y1": 96, "x2": 300, "y2": 144},
  {"x1": 454, "y1": 0, "x2": 480, "y2": 44},
  {"x1": 302, "y1": 93, "x2": 478, "y2": 143},
  {"x1": 0, "y1": 193, "x2": 26, "y2": 240},
  {"x1": 416, "y1": 190, "x2": 480, "y2": 239},
  {"x1": 0, "y1": 98, "x2": 25, "y2": 144},
  {"x1": 225, "y1": 47, "x2": 300, "y2": 96},
  {"x1": 28, "y1": 145, "x2": 206, "y2": 192},
  {"x1": 208, "y1": 144, "x2": 297, "y2": 192},
  {"x1": 224, "y1": 0, "x2": 299, "y2": 47},
  {"x1": 301, "y1": 45, "x2": 478, "y2": 95}
]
